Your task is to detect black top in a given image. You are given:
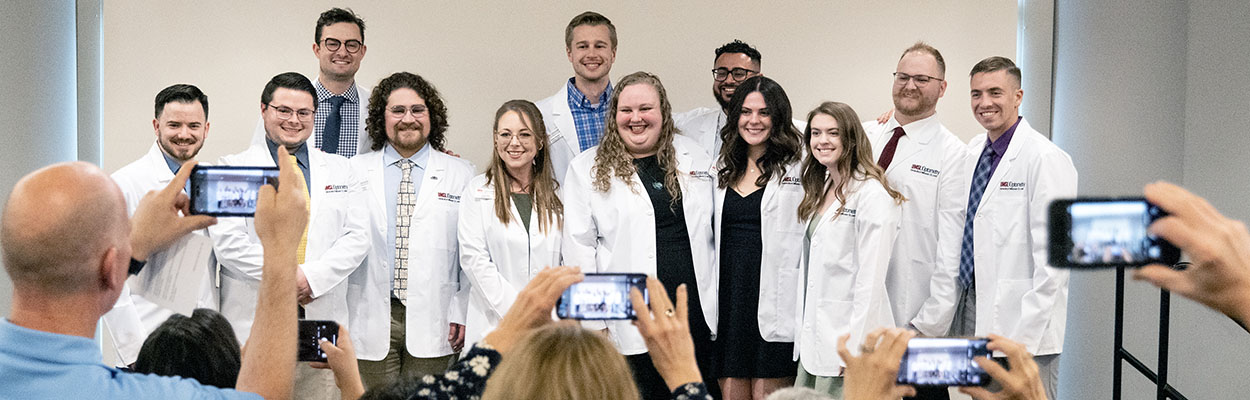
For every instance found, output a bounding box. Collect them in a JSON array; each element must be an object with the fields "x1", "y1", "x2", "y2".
[{"x1": 632, "y1": 156, "x2": 704, "y2": 328}]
